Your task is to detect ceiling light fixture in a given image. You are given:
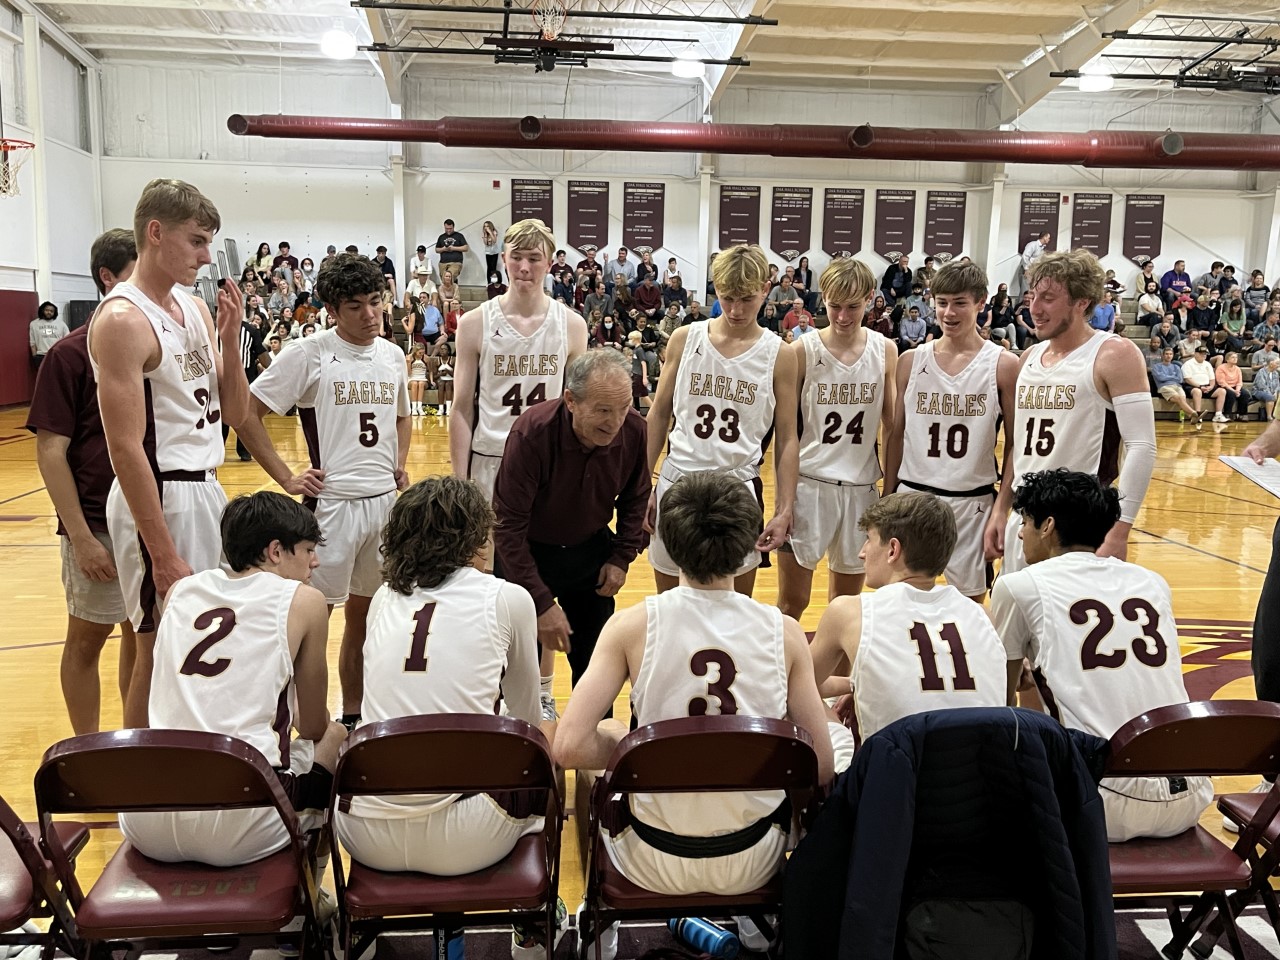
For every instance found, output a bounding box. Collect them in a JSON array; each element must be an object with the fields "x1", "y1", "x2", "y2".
[
  {"x1": 1078, "y1": 64, "x2": 1115, "y2": 92},
  {"x1": 671, "y1": 46, "x2": 705, "y2": 79},
  {"x1": 321, "y1": 27, "x2": 358, "y2": 60}
]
